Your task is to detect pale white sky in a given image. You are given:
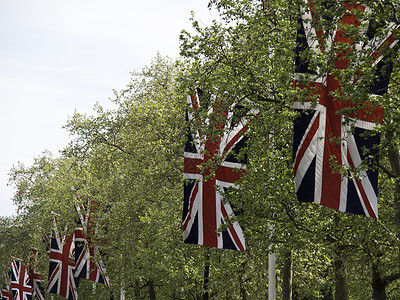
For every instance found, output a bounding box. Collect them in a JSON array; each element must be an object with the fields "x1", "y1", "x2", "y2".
[{"x1": 0, "y1": 0, "x2": 218, "y2": 216}]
